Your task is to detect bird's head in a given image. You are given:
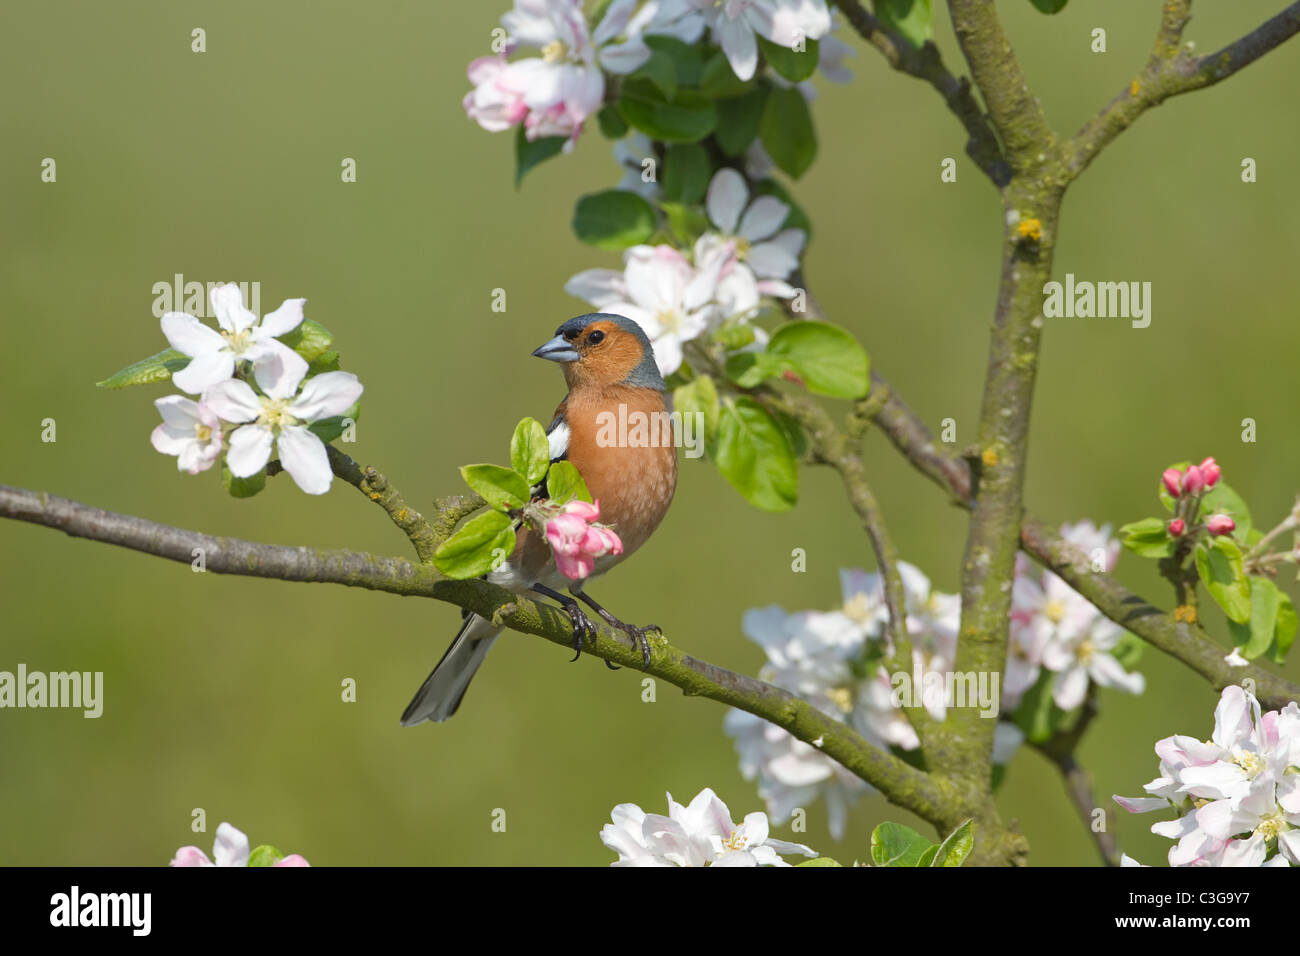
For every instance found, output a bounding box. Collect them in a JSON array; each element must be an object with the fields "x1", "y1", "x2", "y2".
[{"x1": 532, "y1": 313, "x2": 665, "y2": 391}]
